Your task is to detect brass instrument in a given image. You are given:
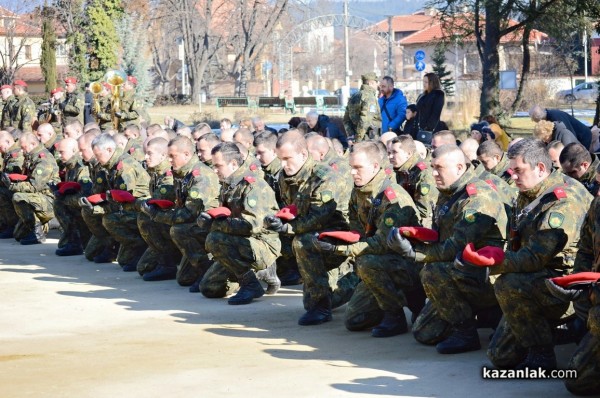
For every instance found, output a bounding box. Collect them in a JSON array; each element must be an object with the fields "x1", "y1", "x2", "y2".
[
  {"x1": 103, "y1": 69, "x2": 127, "y2": 130},
  {"x1": 90, "y1": 81, "x2": 103, "y2": 118}
]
